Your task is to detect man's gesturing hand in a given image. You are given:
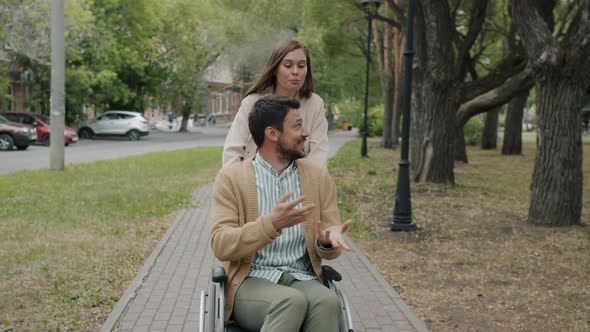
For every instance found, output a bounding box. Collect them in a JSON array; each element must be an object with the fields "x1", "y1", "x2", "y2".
[
  {"x1": 270, "y1": 192, "x2": 315, "y2": 231},
  {"x1": 317, "y1": 220, "x2": 353, "y2": 251}
]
